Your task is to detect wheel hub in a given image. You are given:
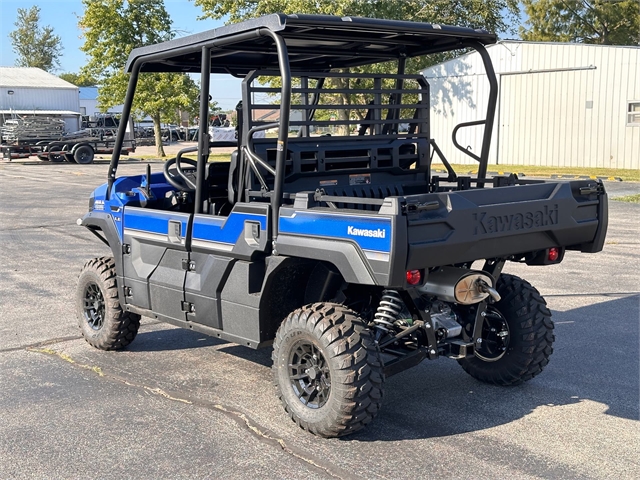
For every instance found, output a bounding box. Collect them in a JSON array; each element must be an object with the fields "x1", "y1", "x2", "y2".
[
  {"x1": 475, "y1": 307, "x2": 510, "y2": 362},
  {"x1": 288, "y1": 341, "x2": 331, "y2": 409},
  {"x1": 83, "y1": 282, "x2": 105, "y2": 331}
]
